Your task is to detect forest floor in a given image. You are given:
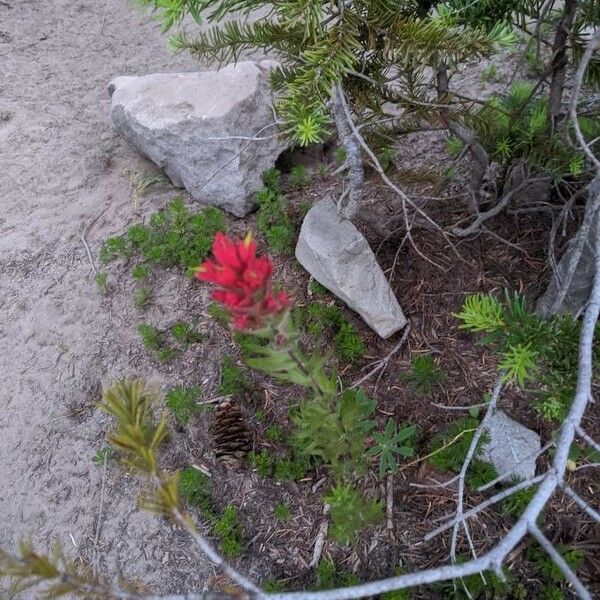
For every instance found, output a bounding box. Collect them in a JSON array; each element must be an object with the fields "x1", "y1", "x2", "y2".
[{"x1": 0, "y1": 1, "x2": 598, "y2": 599}]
